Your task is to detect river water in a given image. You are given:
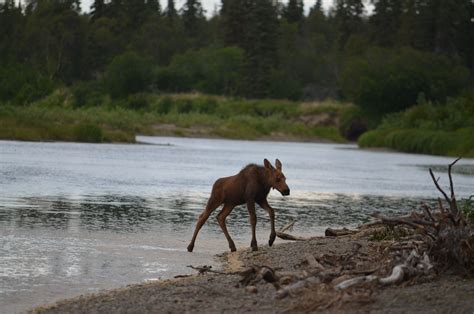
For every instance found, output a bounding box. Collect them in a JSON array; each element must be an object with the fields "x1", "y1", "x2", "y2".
[{"x1": 1, "y1": 136, "x2": 473, "y2": 313}]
